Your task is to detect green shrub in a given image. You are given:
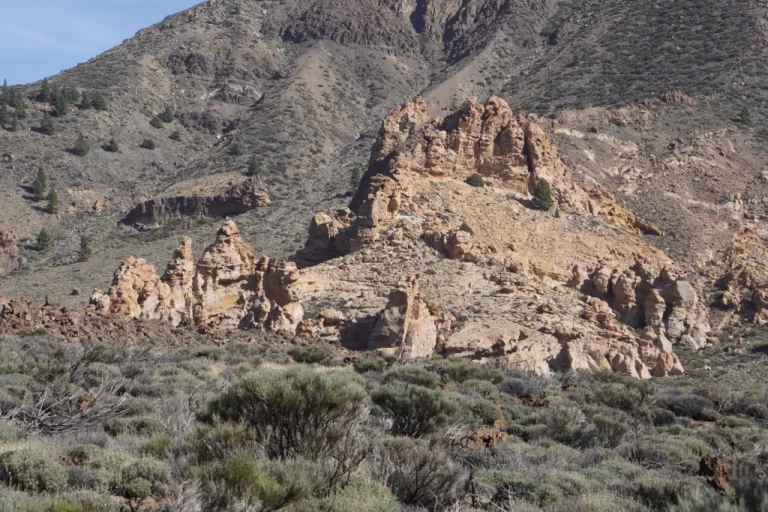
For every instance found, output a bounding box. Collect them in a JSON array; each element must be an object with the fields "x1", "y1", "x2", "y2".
[
  {"x1": 288, "y1": 346, "x2": 333, "y2": 365},
  {"x1": 140, "y1": 139, "x2": 155, "y2": 150},
  {"x1": 246, "y1": 158, "x2": 263, "y2": 176},
  {"x1": 533, "y1": 177, "x2": 554, "y2": 211},
  {"x1": 169, "y1": 130, "x2": 182, "y2": 142},
  {"x1": 191, "y1": 420, "x2": 250, "y2": 464},
  {"x1": 159, "y1": 105, "x2": 174, "y2": 124},
  {"x1": 430, "y1": 358, "x2": 503, "y2": 384},
  {"x1": 203, "y1": 367, "x2": 368, "y2": 461},
  {"x1": 36, "y1": 229, "x2": 53, "y2": 251},
  {"x1": 229, "y1": 142, "x2": 243, "y2": 156},
  {"x1": 104, "y1": 416, "x2": 164, "y2": 437},
  {"x1": 466, "y1": 173, "x2": 485, "y2": 187},
  {"x1": 385, "y1": 437, "x2": 463, "y2": 508},
  {"x1": 632, "y1": 475, "x2": 686, "y2": 509},
  {"x1": 459, "y1": 222, "x2": 474, "y2": 235},
  {"x1": 101, "y1": 138, "x2": 118, "y2": 153},
  {"x1": 121, "y1": 478, "x2": 151, "y2": 499},
  {"x1": 319, "y1": 473, "x2": 397, "y2": 512},
  {"x1": 382, "y1": 366, "x2": 441, "y2": 390},
  {"x1": 139, "y1": 436, "x2": 173, "y2": 458},
  {"x1": 478, "y1": 470, "x2": 563, "y2": 508},
  {"x1": 0, "y1": 448, "x2": 67, "y2": 493},
  {"x1": 32, "y1": 167, "x2": 48, "y2": 202},
  {"x1": 372, "y1": 383, "x2": 458, "y2": 437},
  {"x1": 38, "y1": 113, "x2": 54, "y2": 135},
  {"x1": 46, "y1": 189, "x2": 59, "y2": 214},
  {"x1": 149, "y1": 117, "x2": 164, "y2": 129},
  {"x1": 71, "y1": 133, "x2": 90, "y2": 157},
  {"x1": 354, "y1": 356, "x2": 391, "y2": 374},
  {"x1": 657, "y1": 394, "x2": 717, "y2": 420}
]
